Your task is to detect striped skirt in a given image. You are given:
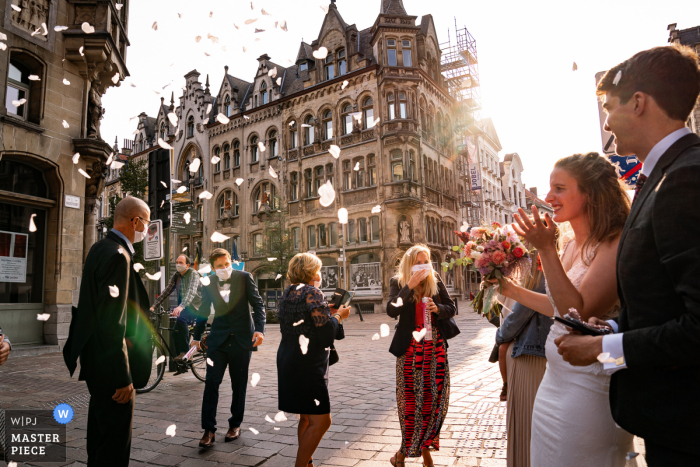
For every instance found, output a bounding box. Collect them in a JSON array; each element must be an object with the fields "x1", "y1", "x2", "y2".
[
  {"x1": 505, "y1": 341, "x2": 547, "y2": 467},
  {"x1": 396, "y1": 326, "x2": 450, "y2": 457}
]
